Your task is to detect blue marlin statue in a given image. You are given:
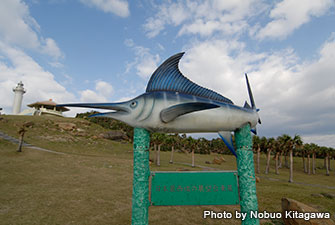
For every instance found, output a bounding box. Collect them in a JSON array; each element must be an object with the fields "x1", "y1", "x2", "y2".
[{"x1": 58, "y1": 52, "x2": 261, "y2": 157}]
